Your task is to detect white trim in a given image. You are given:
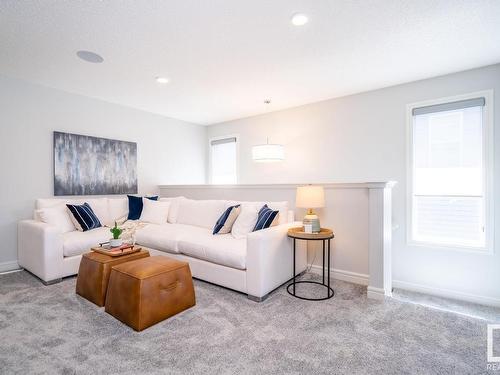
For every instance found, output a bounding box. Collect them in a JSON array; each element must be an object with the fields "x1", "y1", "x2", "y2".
[
  {"x1": 488, "y1": 325, "x2": 500, "y2": 362},
  {"x1": 309, "y1": 265, "x2": 369, "y2": 286},
  {"x1": 367, "y1": 286, "x2": 390, "y2": 300},
  {"x1": 406, "y1": 239, "x2": 496, "y2": 255},
  {"x1": 0, "y1": 261, "x2": 21, "y2": 273},
  {"x1": 484, "y1": 90, "x2": 495, "y2": 253},
  {"x1": 406, "y1": 90, "x2": 495, "y2": 253},
  {"x1": 393, "y1": 279, "x2": 500, "y2": 308},
  {"x1": 208, "y1": 134, "x2": 240, "y2": 185},
  {"x1": 160, "y1": 181, "x2": 397, "y2": 190}
]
